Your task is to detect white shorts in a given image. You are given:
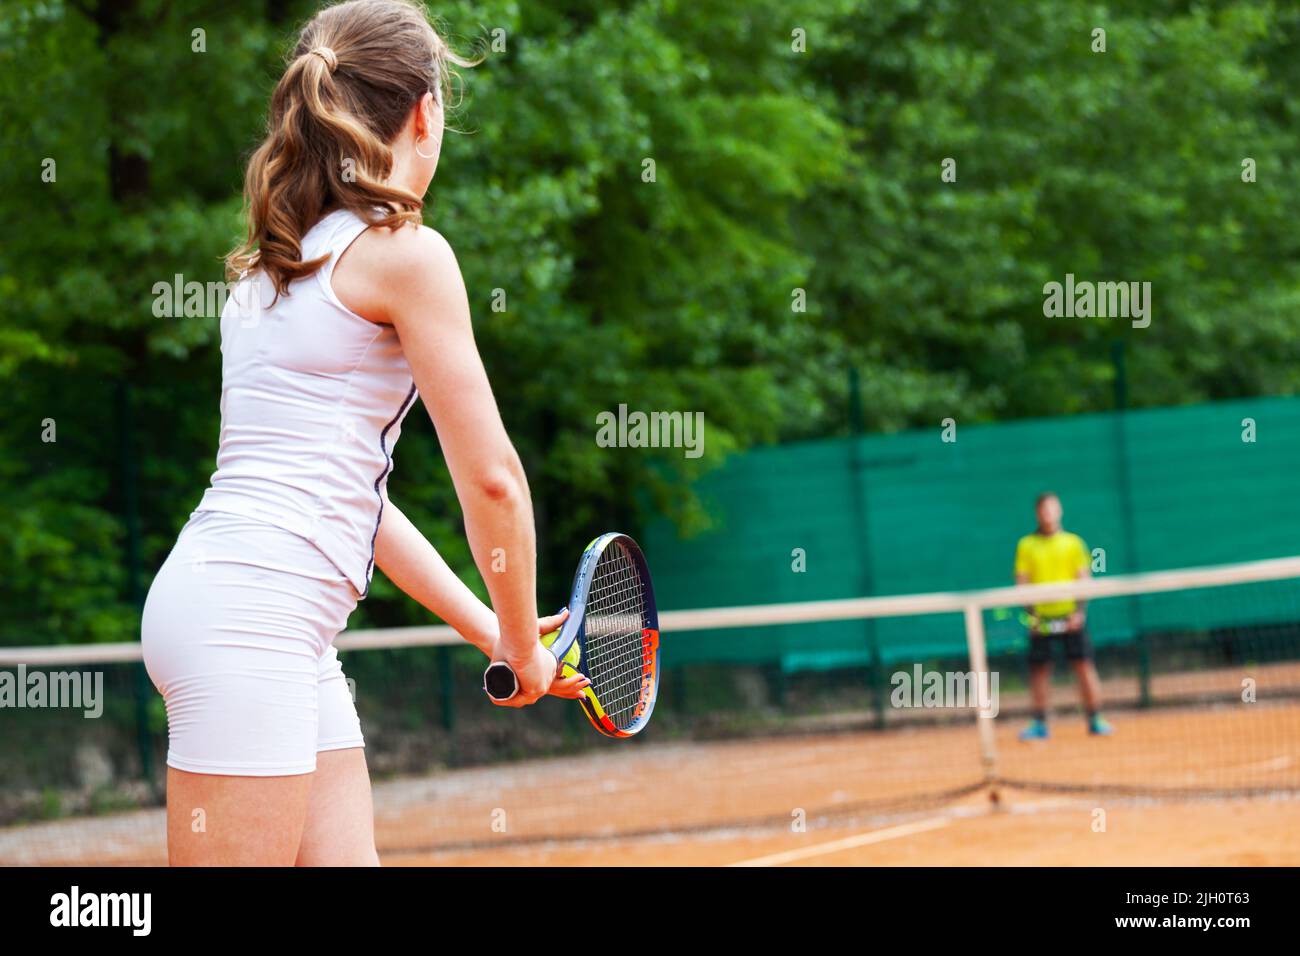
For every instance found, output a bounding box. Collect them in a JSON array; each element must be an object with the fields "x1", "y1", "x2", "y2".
[{"x1": 141, "y1": 511, "x2": 364, "y2": 776}]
